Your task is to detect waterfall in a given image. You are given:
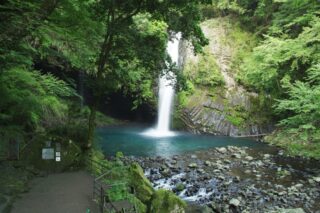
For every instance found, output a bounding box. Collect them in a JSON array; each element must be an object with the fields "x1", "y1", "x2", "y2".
[{"x1": 143, "y1": 33, "x2": 181, "y2": 137}]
